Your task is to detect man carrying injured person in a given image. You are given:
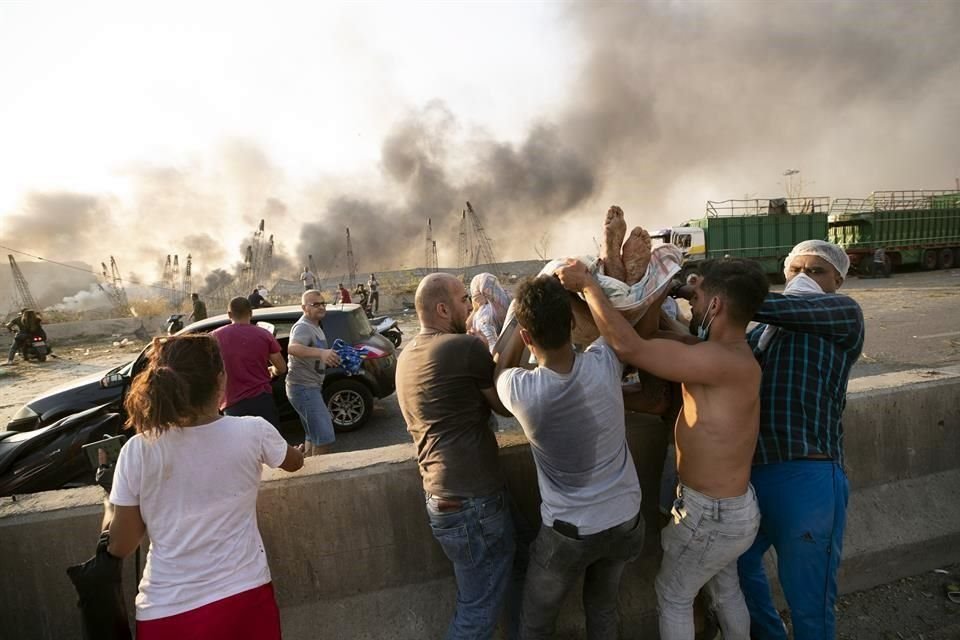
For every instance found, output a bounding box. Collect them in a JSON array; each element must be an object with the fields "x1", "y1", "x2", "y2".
[
  {"x1": 494, "y1": 275, "x2": 645, "y2": 639},
  {"x1": 556, "y1": 257, "x2": 769, "y2": 640}
]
